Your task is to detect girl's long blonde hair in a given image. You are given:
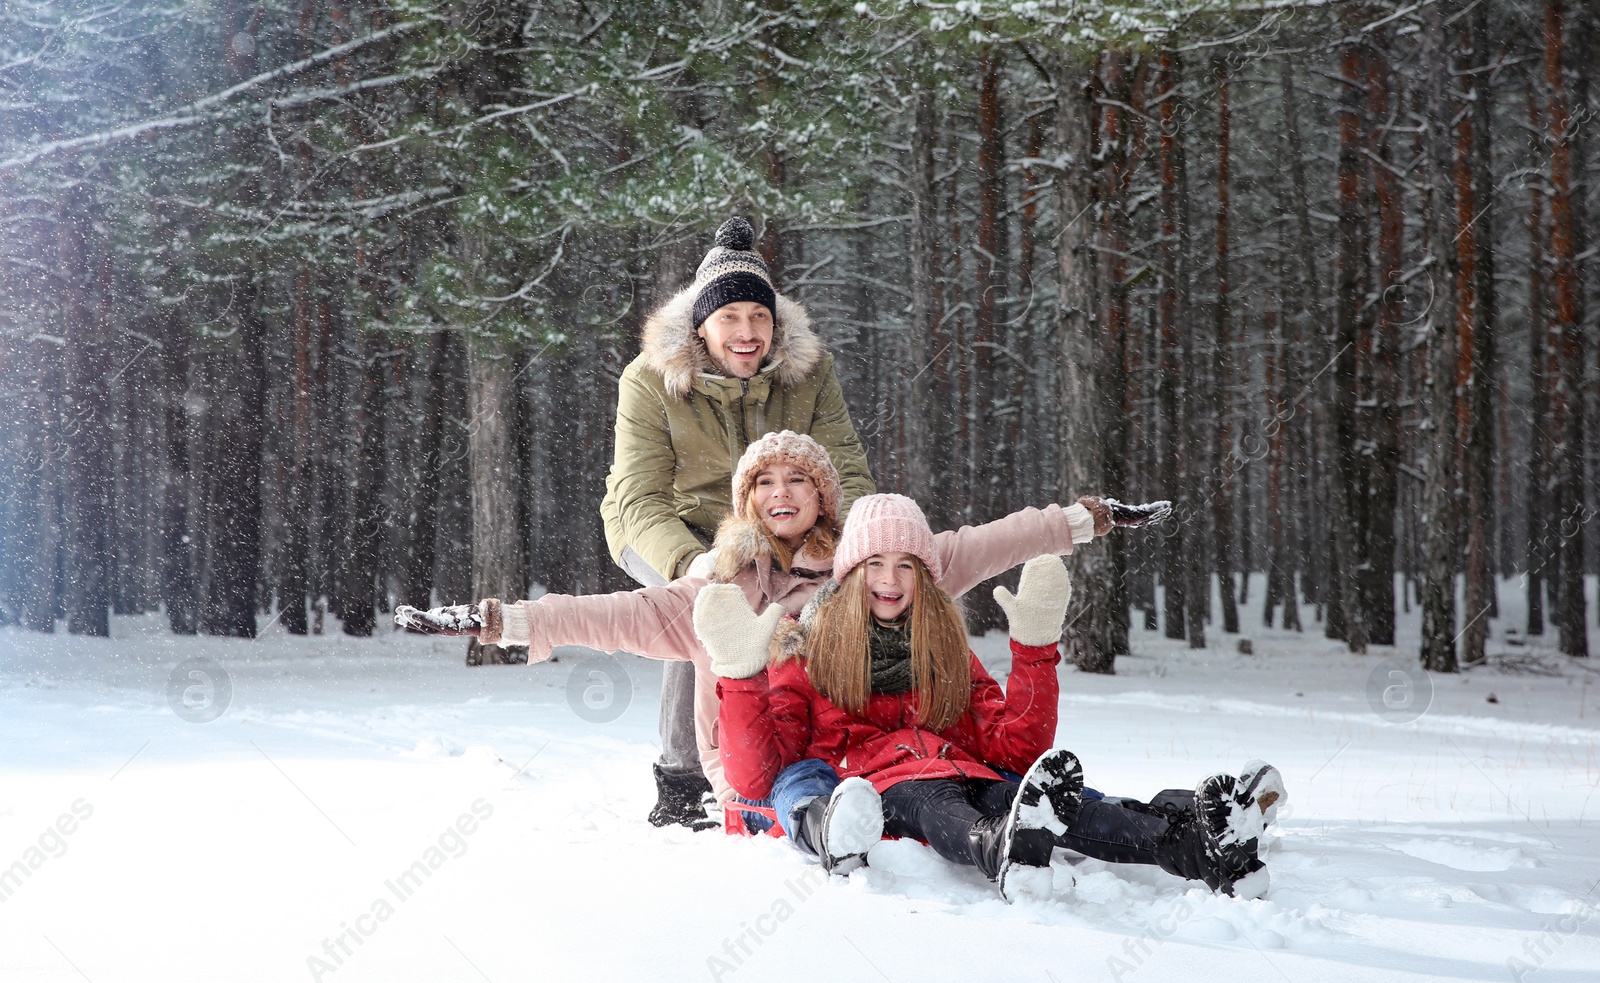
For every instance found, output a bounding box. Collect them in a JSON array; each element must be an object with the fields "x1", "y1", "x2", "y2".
[{"x1": 805, "y1": 557, "x2": 971, "y2": 731}]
